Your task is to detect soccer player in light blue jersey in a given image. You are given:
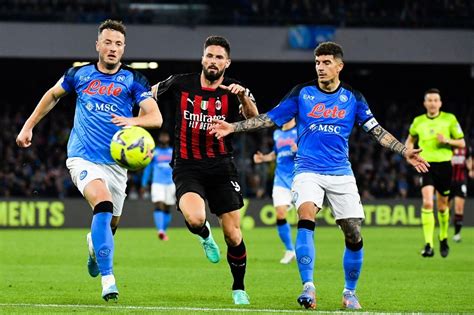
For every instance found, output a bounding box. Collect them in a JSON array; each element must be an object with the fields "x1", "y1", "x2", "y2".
[
  {"x1": 253, "y1": 118, "x2": 297, "y2": 264},
  {"x1": 16, "y1": 20, "x2": 162, "y2": 302},
  {"x1": 210, "y1": 42, "x2": 429, "y2": 310},
  {"x1": 141, "y1": 131, "x2": 175, "y2": 240}
]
